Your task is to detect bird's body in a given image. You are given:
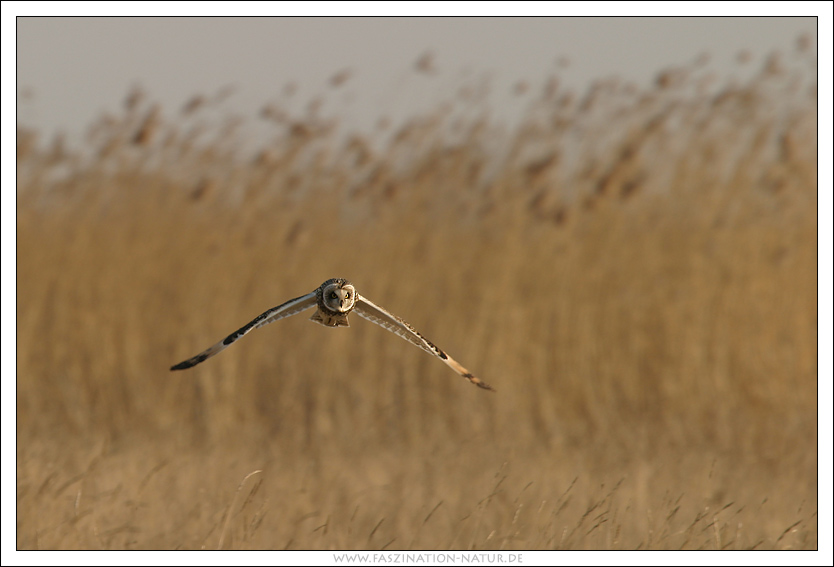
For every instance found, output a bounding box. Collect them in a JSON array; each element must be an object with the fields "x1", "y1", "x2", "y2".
[{"x1": 171, "y1": 278, "x2": 493, "y2": 391}]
